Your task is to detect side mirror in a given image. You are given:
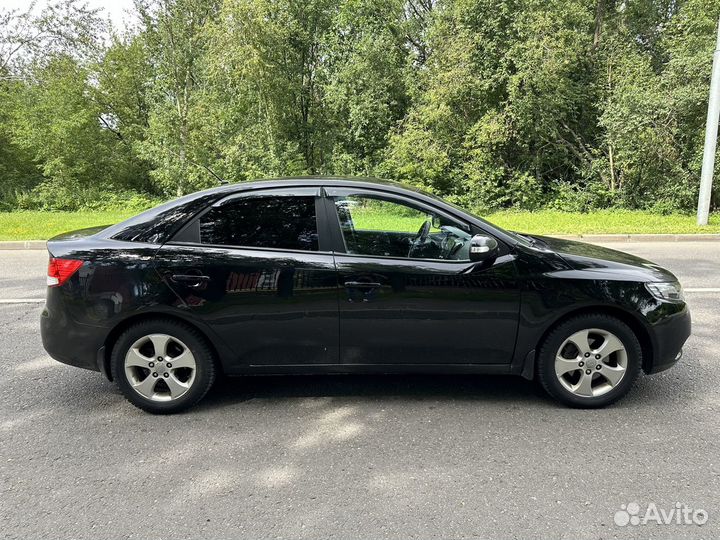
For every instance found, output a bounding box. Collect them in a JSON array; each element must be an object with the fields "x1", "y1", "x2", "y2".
[{"x1": 469, "y1": 234, "x2": 499, "y2": 262}]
